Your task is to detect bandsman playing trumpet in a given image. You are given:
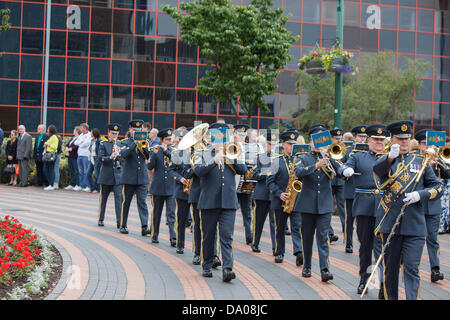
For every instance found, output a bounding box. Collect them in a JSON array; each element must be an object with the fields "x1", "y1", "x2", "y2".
[
  {"x1": 414, "y1": 129, "x2": 450, "y2": 283},
  {"x1": 294, "y1": 125, "x2": 342, "y2": 282},
  {"x1": 266, "y1": 130, "x2": 303, "y2": 266},
  {"x1": 338, "y1": 124, "x2": 387, "y2": 296}
]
